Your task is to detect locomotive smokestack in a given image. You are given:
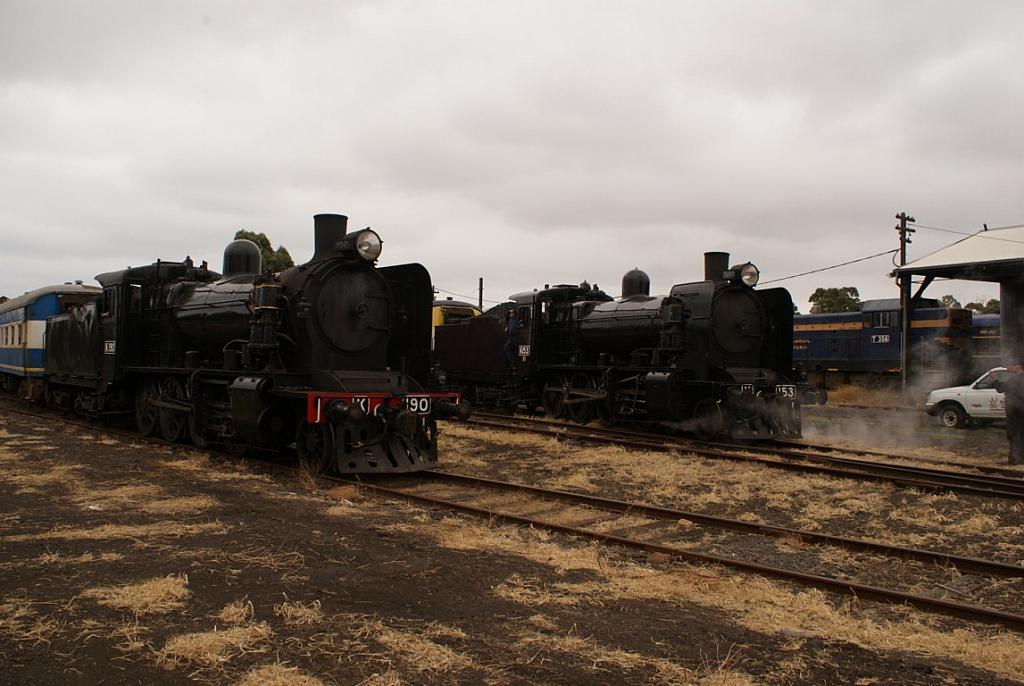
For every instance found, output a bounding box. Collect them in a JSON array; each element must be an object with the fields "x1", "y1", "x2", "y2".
[
  {"x1": 312, "y1": 213, "x2": 349, "y2": 263},
  {"x1": 704, "y1": 252, "x2": 730, "y2": 284}
]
